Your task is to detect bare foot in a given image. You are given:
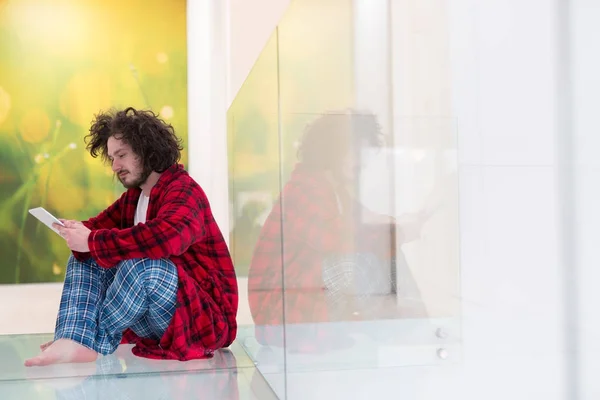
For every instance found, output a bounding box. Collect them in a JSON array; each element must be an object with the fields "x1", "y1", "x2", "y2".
[
  {"x1": 40, "y1": 340, "x2": 54, "y2": 351},
  {"x1": 24, "y1": 339, "x2": 97, "y2": 367}
]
